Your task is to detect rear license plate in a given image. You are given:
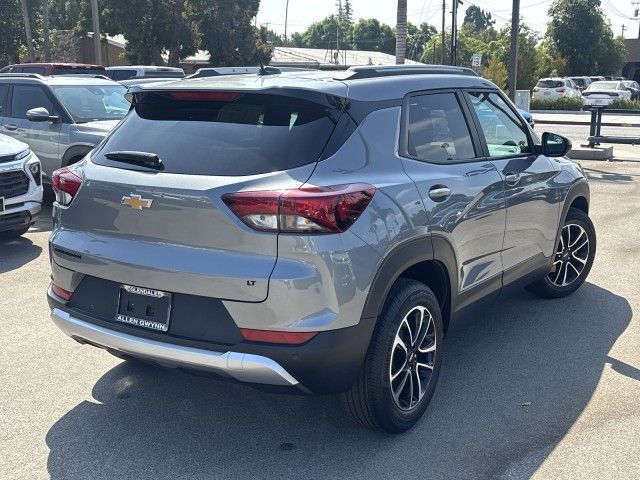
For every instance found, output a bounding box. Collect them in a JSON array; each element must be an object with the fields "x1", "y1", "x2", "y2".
[{"x1": 115, "y1": 285, "x2": 172, "y2": 332}]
